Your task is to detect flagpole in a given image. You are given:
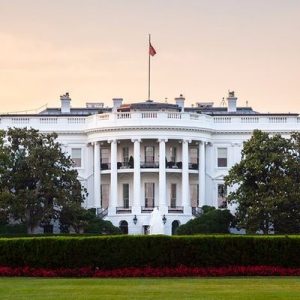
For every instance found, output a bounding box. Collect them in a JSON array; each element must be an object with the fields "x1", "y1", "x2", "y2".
[{"x1": 148, "y1": 34, "x2": 151, "y2": 100}]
